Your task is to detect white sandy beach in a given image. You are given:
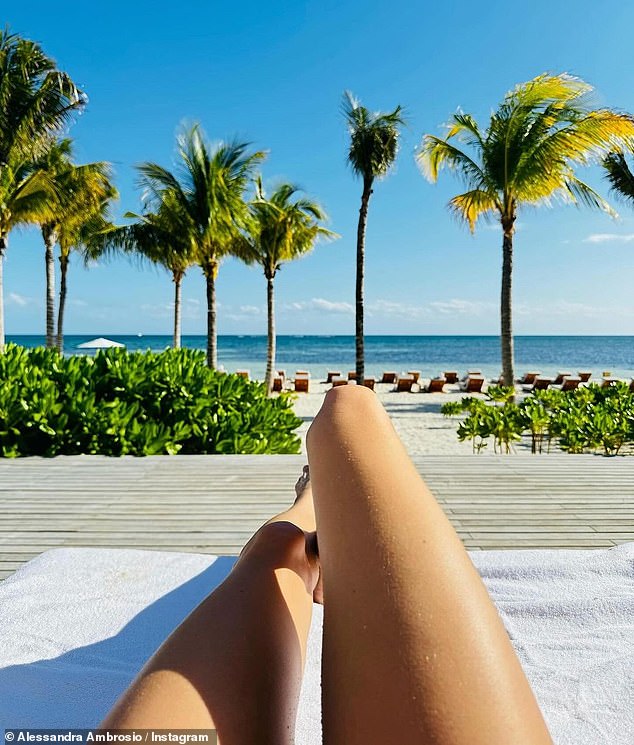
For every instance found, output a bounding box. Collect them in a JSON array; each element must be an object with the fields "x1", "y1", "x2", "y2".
[{"x1": 292, "y1": 381, "x2": 481, "y2": 455}]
